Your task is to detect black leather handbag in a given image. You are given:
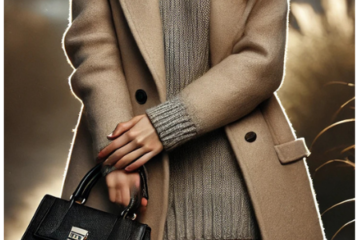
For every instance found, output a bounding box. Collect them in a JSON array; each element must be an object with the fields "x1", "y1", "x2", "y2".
[{"x1": 21, "y1": 163, "x2": 151, "y2": 240}]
